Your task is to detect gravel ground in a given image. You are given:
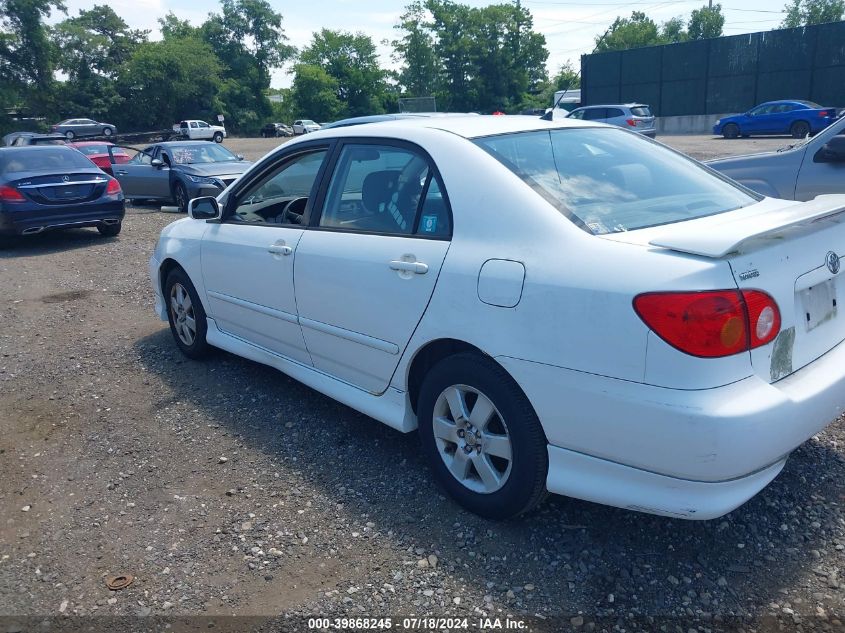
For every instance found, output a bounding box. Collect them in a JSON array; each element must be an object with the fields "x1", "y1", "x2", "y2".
[{"x1": 0, "y1": 134, "x2": 843, "y2": 632}]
